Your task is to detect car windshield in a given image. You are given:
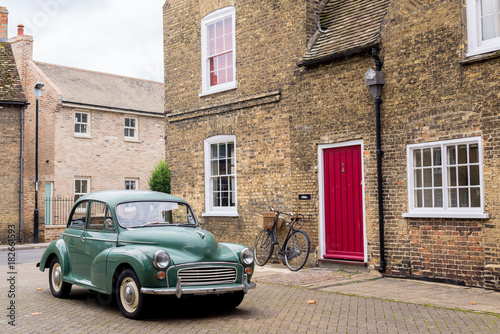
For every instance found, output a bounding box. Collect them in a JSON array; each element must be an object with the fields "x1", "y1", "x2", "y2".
[{"x1": 115, "y1": 201, "x2": 197, "y2": 228}]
